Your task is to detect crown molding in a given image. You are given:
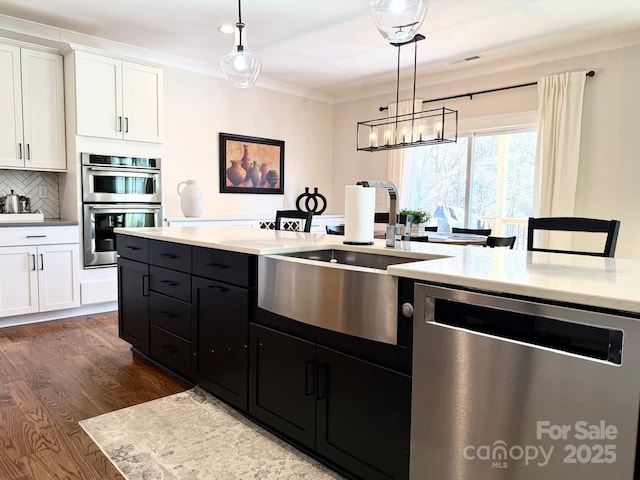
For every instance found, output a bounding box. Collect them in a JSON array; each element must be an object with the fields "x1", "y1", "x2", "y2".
[
  {"x1": 332, "y1": 29, "x2": 640, "y2": 104},
  {"x1": 0, "y1": 14, "x2": 333, "y2": 104}
]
